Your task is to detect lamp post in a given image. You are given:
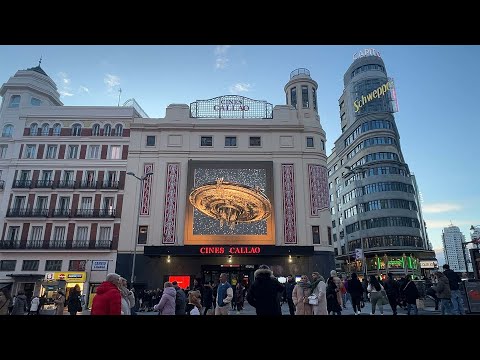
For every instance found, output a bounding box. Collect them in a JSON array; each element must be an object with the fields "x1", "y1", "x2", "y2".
[{"x1": 127, "y1": 171, "x2": 154, "y2": 287}]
